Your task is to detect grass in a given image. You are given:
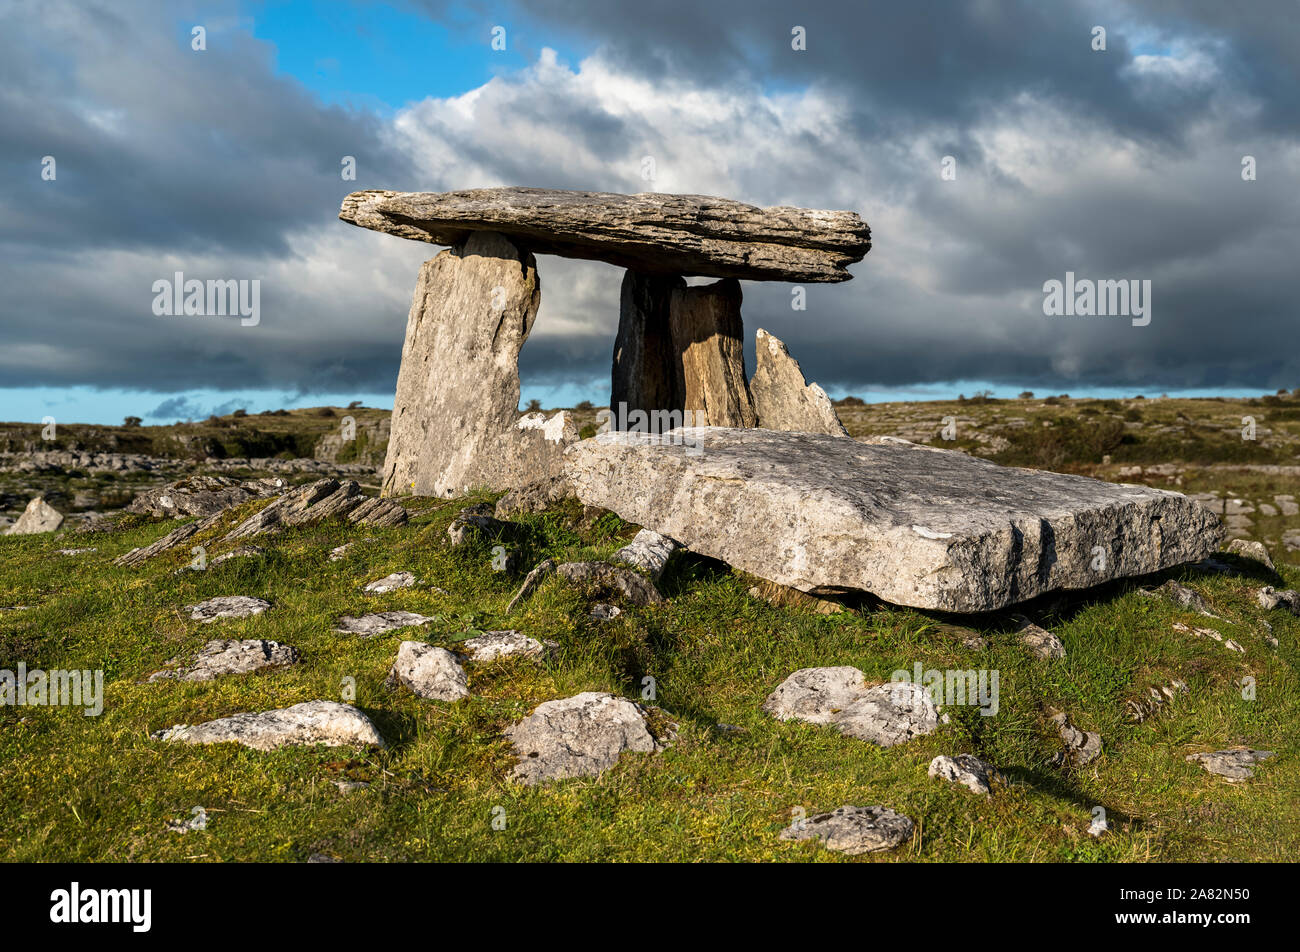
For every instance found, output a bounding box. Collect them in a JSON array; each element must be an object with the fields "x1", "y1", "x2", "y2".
[{"x1": 1, "y1": 490, "x2": 1297, "y2": 862}]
